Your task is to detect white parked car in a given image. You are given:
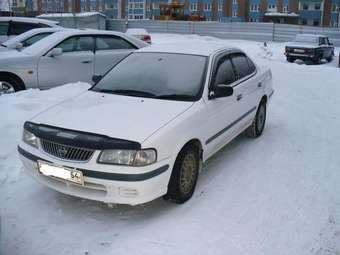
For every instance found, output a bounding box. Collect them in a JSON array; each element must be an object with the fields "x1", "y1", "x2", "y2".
[
  {"x1": 126, "y1": 28, "x2": 151, "y2": 44},
  {"x1": 0, "y1": 17, "x2": 60, "y2": 43},
  {"x1": 0, "y1": 29, "x2": 148, "y2": 94},
  {"x1": 18, "y1": 42, "x2": 274, "y2": 205},
  {"x1": 0, "y1": 27, "x2": 66, "y2": 52}
]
